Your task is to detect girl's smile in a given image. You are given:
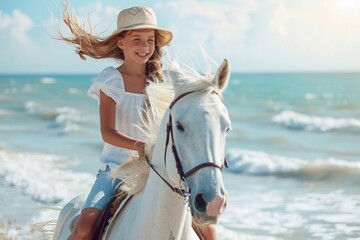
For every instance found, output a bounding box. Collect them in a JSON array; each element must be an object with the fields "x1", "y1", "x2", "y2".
[
  {"x1": 135, "y1": 48, "x2": 151, "y2": 59},
  {"x1": 118, "y1": 30, "x2": 156, "y2": 64}
]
